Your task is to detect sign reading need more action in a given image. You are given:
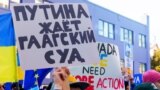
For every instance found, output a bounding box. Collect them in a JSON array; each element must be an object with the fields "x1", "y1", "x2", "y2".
[
  {"x1": 11, "y1": 3, "x2": 99, "y2": 70},
  {"x1": 69, "y1": 43, "x2": 125, "y2": 90}
]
